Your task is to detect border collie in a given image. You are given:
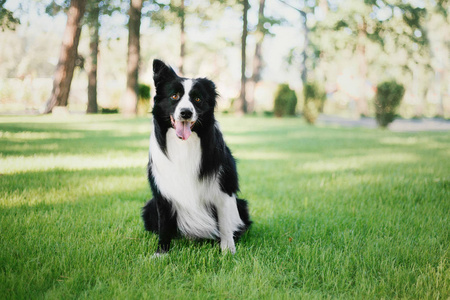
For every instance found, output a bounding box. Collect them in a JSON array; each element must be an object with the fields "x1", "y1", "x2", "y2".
[{"x1": 142, "y1": 60, "x2": 251, "y2": 254}]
